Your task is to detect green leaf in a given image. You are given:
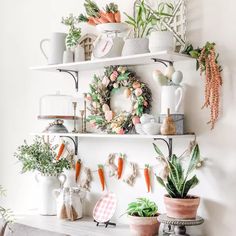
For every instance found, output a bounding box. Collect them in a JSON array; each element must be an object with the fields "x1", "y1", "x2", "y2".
[
  {"x1": 189, "y1": 50, "x2": 200, "y2": 59},
  {"x1": 186, "y1": 144, "x2": 200, "y2": 176},
  {"x1": 167, "y1": 176, "x2": 181, "y2": 198},
  {"x1": 181, "y1": 175, "x2": 199, "y2": 198},
  {"x1": 155, "y1": 175, "x2": 165, "y2": 187},
  {"x1": 152, "y1": 143, "x2": 164, "y2": 157}
]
